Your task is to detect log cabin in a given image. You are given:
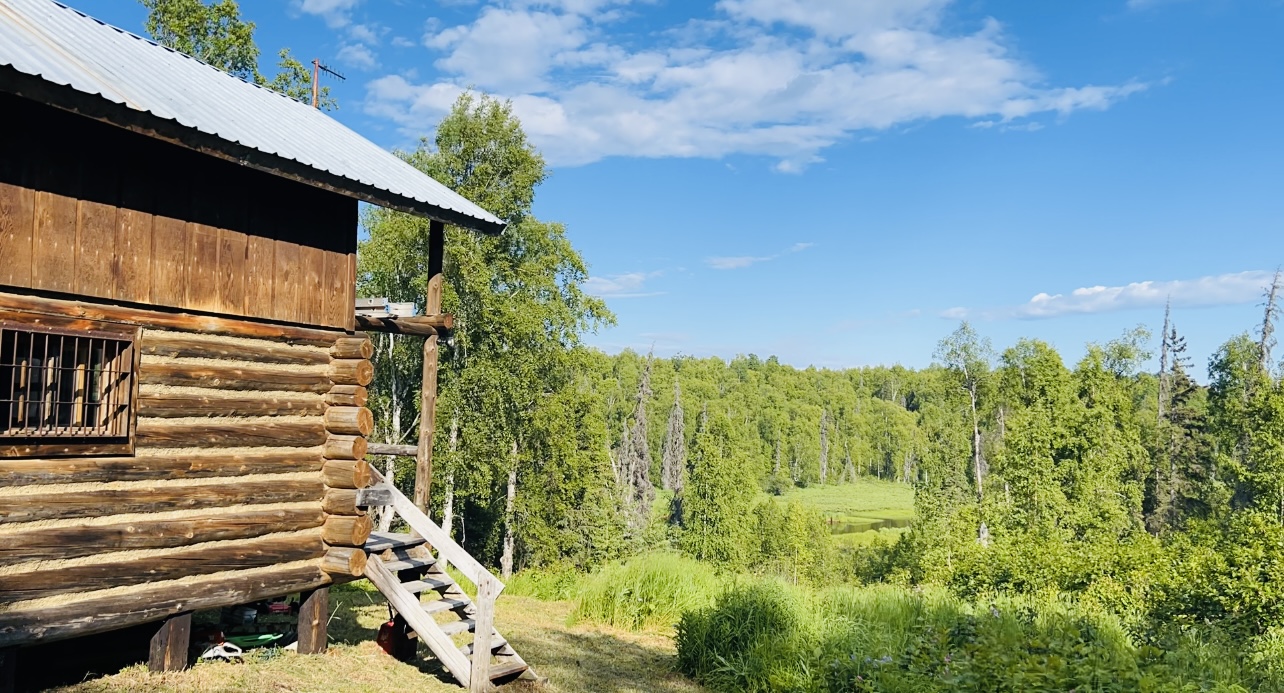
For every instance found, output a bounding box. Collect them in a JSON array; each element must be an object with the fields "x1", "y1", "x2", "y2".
[{"x1": 0, "y1": 1, "x2": 531, "y2": 689}]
